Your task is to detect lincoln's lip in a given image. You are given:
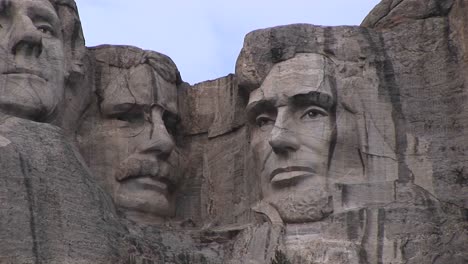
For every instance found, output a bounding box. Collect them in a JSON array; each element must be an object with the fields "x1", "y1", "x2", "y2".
[
  {"x1": 3, "y1": 68, "x2": 47, "y2": 81},
  {"x1": 120, "y1": 175, "x2": 174, "y2": 195},
  {"x1": 270, "y1": 166, "x2": 316, "y2": 182}
]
